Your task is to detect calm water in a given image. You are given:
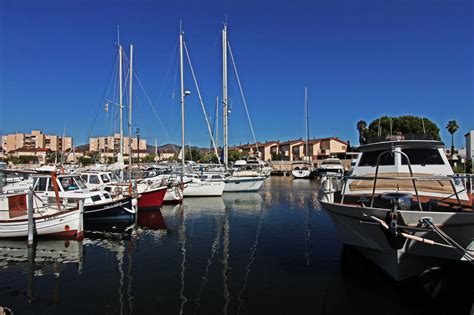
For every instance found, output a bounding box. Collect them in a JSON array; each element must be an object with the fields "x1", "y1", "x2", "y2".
[{"x1": 0, "y1": 177, "x2": 472, "y2": 314}]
